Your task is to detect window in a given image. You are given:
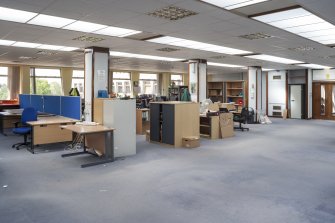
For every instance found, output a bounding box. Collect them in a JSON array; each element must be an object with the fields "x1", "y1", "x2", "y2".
[
  {"x1": 72, "y1": 70, "x2": 84, "y2": 98},
  {"x1": 0, "y1": 67, "x2": 8, "y2": 100},
  {"x1": 171, "y1": 74, "x2": 183, "y2": 86},
  {"x1": 139, "y1": 73, "x2": 158, "y2": 95},
  {"x1": 30, "y1": 68, "x2": 62, "y2": 95},
  {"x1": 112, "y1": 72, "x2": 131, "y2": 97}
]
